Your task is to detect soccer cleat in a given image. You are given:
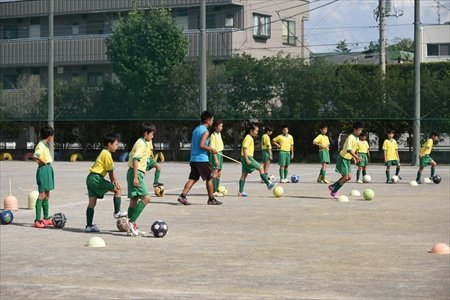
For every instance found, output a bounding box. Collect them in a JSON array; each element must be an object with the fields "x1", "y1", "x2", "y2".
[
  {"x1": 267, "y1": 181, "x2": 276, "y2": 190},
  {"x1": 85, "y1": 224, "x2": 100, "y2": 232},
  {"x1": 153, "y1": 182, "x2": 164, "y2": 187},
  {"x1": 207, "y1": 198, "x2": 223, "y2": 205},
  {"x1": 237, "y1": 192, "x2": 249, "y2": 197},
  {"x1": 41, "y1": 218, "x2": 53, "y2": 226},
  {"x1": 127, "y1": 219, "x2": 139, "y2": 236},
  {"x1": 213, "y1": 192, "x2": 224, "y2": 197},
  {"x1": 177, "y1": 196, "x2": 191, "y2": 206},
  {"x1": 330, "y1": 191, "x2": 339, "y2": 199},
  {"x1": 113, "y1": 211, "x2": 128, "y2": 219},
  {"x1": 281, "y1": 179, "x2": 289, "y2": 183},
  {"x1": 316, "y1": 176, "x2": 322, "y2": 183},
  {"x1": 323, "y1": 178, "x2": 331, "y2": 184},
  {"x1": 33, "y1": 220, "x2": 45, "y2": 228},
  {"x1": 357, "y1": 180, "x2": 364, "y2": 184}
]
